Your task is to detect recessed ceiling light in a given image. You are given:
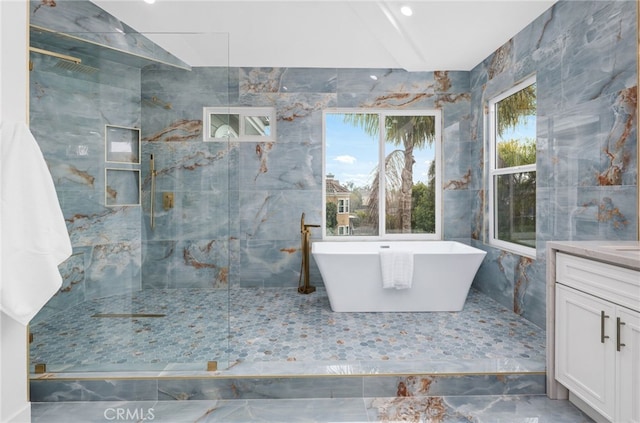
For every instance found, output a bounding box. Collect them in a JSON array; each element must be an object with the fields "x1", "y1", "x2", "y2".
[
  {"x1": 400, "y1": 6, "x2": 413, "y2": 17},
  {"x1": 370, "y1": 75, "x2": 378, "y2": 81},
  {"x1": 144, "y1": 0, "x2": 156, "y2": 4}
]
